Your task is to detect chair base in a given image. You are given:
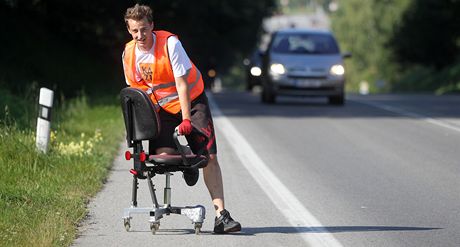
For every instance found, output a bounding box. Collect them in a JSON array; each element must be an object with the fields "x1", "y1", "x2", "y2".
[
  {"x1": 122, "y1": 172, "x2": 206, "y2": 234},
  {"x1": 122, "y1": 205, "x2": 206, "y2": 234}
]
